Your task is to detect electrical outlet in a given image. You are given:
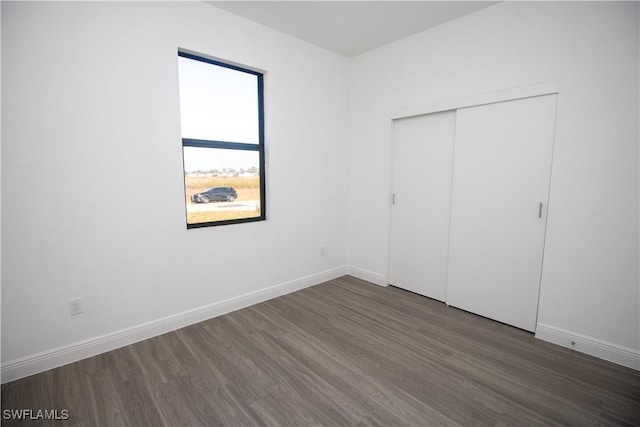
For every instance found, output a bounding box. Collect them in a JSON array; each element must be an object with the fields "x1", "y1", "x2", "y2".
[
  {"x1": 320, "y1": 245, "x2": 325, "y2": 256},
  {"x1": 69, "y1": 298, "x2": 83, "y2": 315}
]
